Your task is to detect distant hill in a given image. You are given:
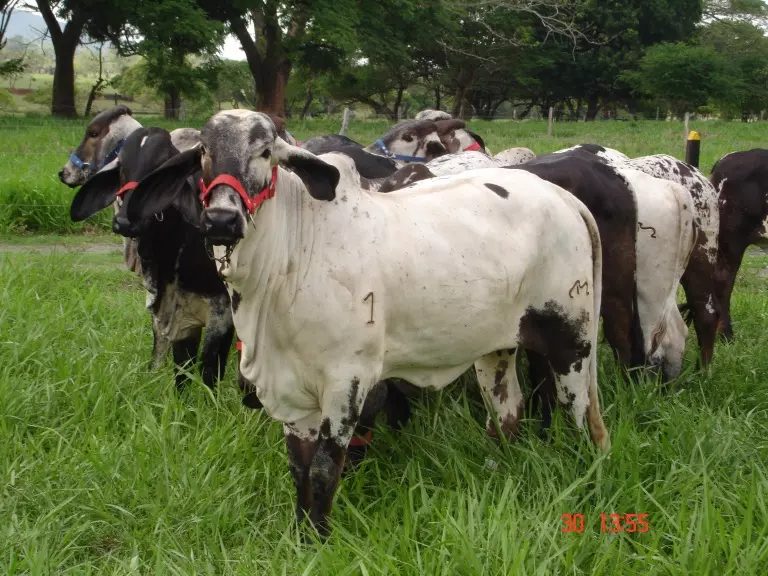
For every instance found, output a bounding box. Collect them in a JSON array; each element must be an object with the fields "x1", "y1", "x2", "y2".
[{"x1": 4, "y1": 9, "x2": 62, "y2": 41}]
